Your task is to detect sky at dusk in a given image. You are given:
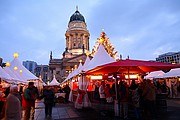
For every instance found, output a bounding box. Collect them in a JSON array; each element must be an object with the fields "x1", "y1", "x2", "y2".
[{"x1": 0, "y1": 0, "x2": 180, "y2": 65}]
